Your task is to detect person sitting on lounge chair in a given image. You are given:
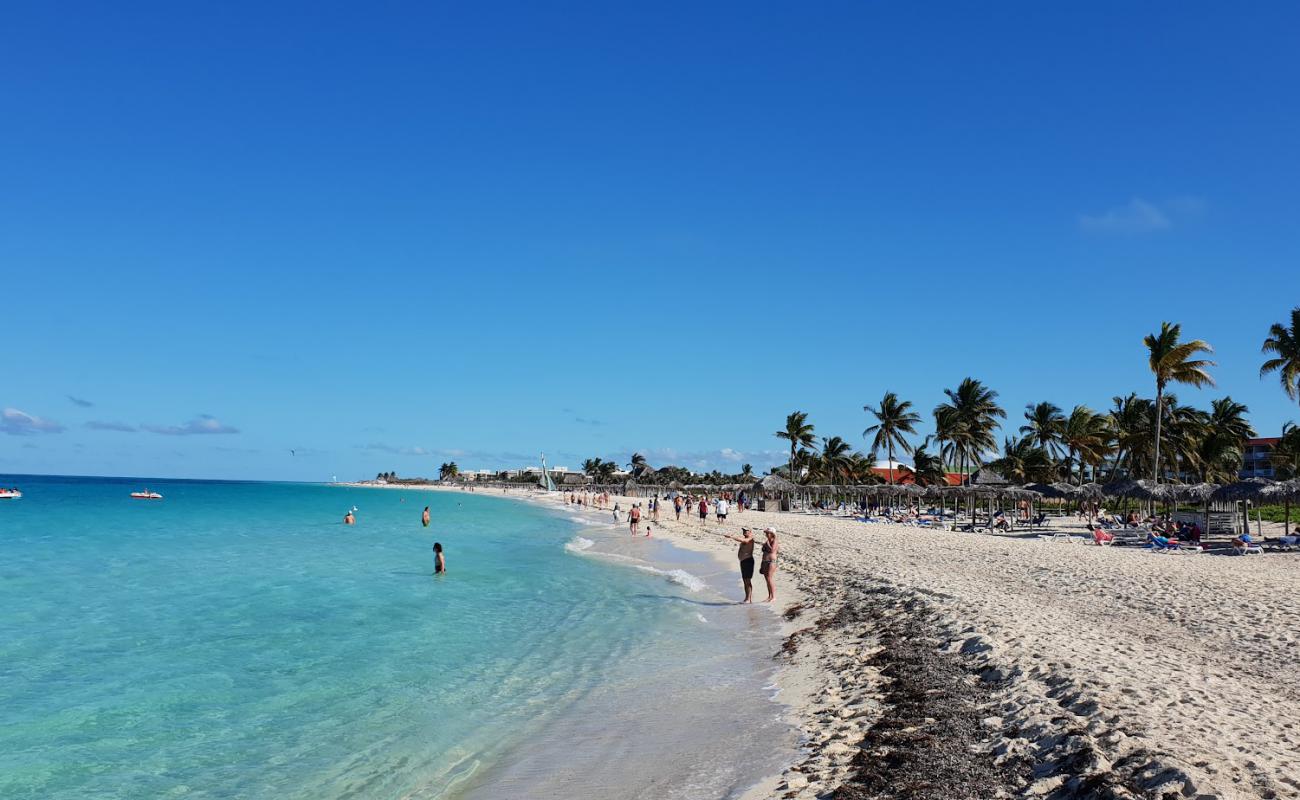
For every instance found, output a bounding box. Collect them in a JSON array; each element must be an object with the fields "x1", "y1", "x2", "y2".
[
  {"x1": 1092, "y1": 525, "x2": 1114, "y2": 545},
  {"x1": 1146, "y1": 531, "x2": 1173, "y2": 549},
  {"x1": 991, "y1": 510, "x2": 1011, "y2": 531},
  {"x1": 1232, "y1": 531, "x2": 1256, "y2": 554},
  {"x1": 1126, "y1": 511, "x2": 1141, "y2": 528}
]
